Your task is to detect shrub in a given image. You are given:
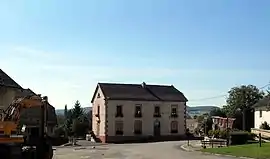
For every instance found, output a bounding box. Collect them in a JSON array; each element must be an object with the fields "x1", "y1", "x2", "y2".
[
  {"x1": 230, "y1": 131, "x2": 249, "y2": 145},
  {"x1": 208, "y1": 129, "x2": 229, "y2": 139},
  {"x1": 219, "y1": 130, "x2": 228, "y2": 139},
  {"x1": 208, "y1": 130, "x2": 214, "y2": 137},
  {"x1": 260, "y1": 121, "x2": 270, "y2": 130}
]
